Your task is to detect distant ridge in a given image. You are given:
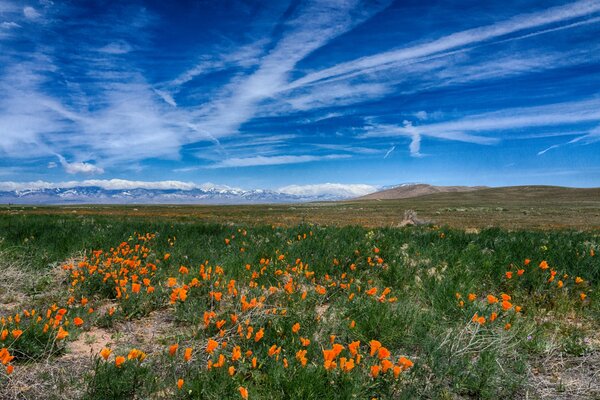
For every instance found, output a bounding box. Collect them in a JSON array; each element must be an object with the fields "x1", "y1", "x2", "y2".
[{"x1": 356, "y1": 184, "x2": 487, "y2": 200}]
